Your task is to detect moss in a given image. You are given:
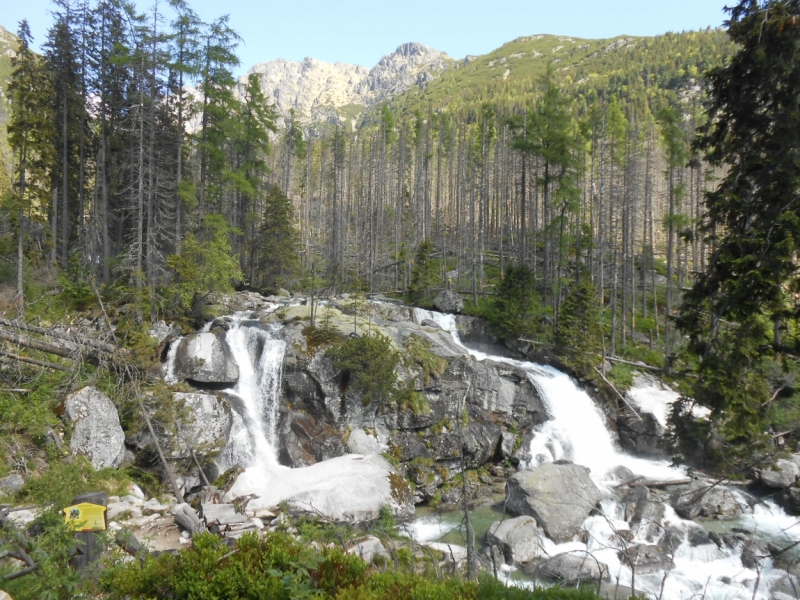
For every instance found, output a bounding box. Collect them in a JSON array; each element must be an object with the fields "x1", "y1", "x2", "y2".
[
  {"x1": 388, "y1": 472, "x2": 412, "y2": 507},
  {"x1": 404, "y1": 334, "x2": 448, "y2": 385}
]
